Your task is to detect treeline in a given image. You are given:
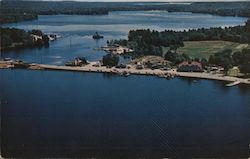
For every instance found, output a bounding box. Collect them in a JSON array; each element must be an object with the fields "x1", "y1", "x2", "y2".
[
  {"x1": 127, "y1": 29, "x2": 184, "y2": 56},
  {"x1": 164, "y1": 51, "x2": 192, "y2": 66},
  {"x1": 114, "y1": 19, "x2": 250, "y2": 56},
  {"x1": 1, "y1": 1, "x2": 250, "y2": 24},
  {"x1": 0, "y1": 27, "x2": 49, "y2": 51},
  {"x1": 180, "y1": 25, "x2": 250, "y2": 43},
  {"x1": 164, "y1": 48, "x2": 250, "y2": 74},
  {"x1": 0, "y1": 1, "x2": 183, "y2": 24},
  {"x1": 169, "y1": 2, "x2": 250, "y2": 17},
  {"x1": 209, "y1": 48, "x2": 250, "y2": 73},
  {"x1": 0, "y1": 12, "x2": 38, "y2": 24}
]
